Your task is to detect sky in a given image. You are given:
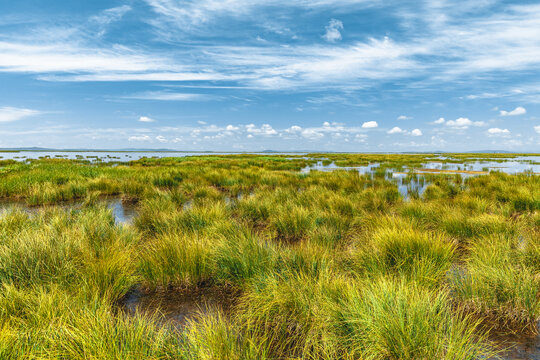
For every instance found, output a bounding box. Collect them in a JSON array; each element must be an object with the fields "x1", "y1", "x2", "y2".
[{"x1": 1, "y1": 0, "x2": 540, "y2": 152}]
